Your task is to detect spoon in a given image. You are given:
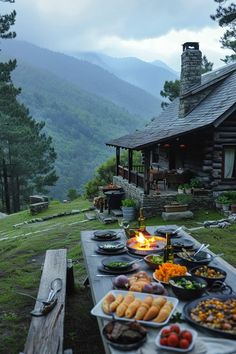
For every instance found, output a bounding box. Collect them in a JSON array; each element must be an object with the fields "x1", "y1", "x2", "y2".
[{"x1": 193, "y1": 243, "x2": 209, "y2": 257}]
